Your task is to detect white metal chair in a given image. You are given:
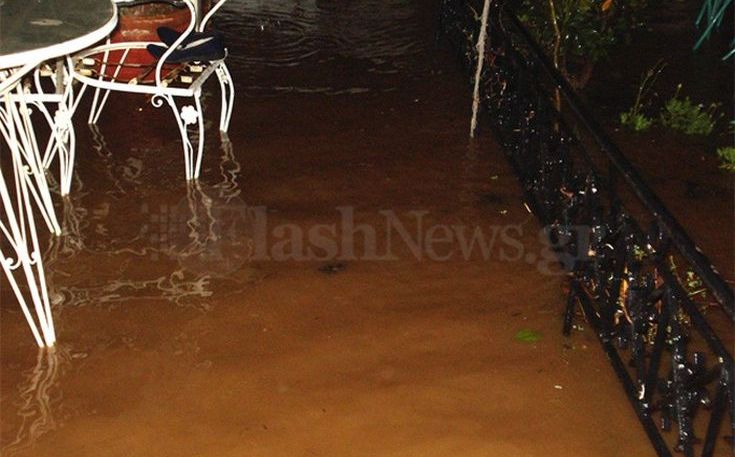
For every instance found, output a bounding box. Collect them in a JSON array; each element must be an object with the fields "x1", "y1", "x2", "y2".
[{"x1": 70, "y1": 0, "x2": 234, "y2": 181}]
